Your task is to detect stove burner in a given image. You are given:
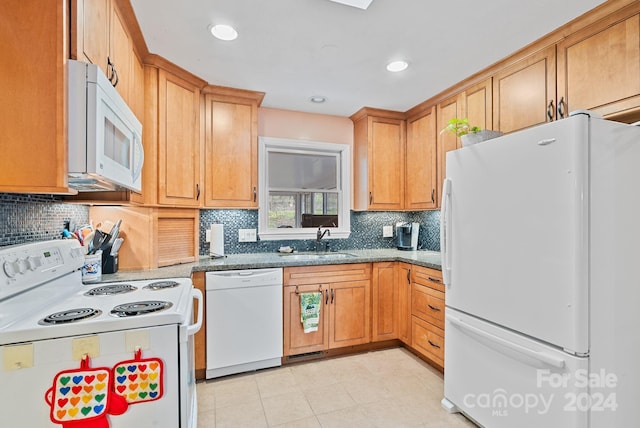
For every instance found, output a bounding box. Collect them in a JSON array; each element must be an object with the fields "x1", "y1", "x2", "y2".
[
  {"x1": 144, "y1": 280, "x2": 180, "y2": 291},
  {"x1": 84, "y1": 283, "x2": 137, "y2": 296},
  {"x1": 38, "y1": 308, "x2": 102, "y2": 325},
  {"x1": 110, "y1": 300, "x2": 173, "y2": 317}
]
